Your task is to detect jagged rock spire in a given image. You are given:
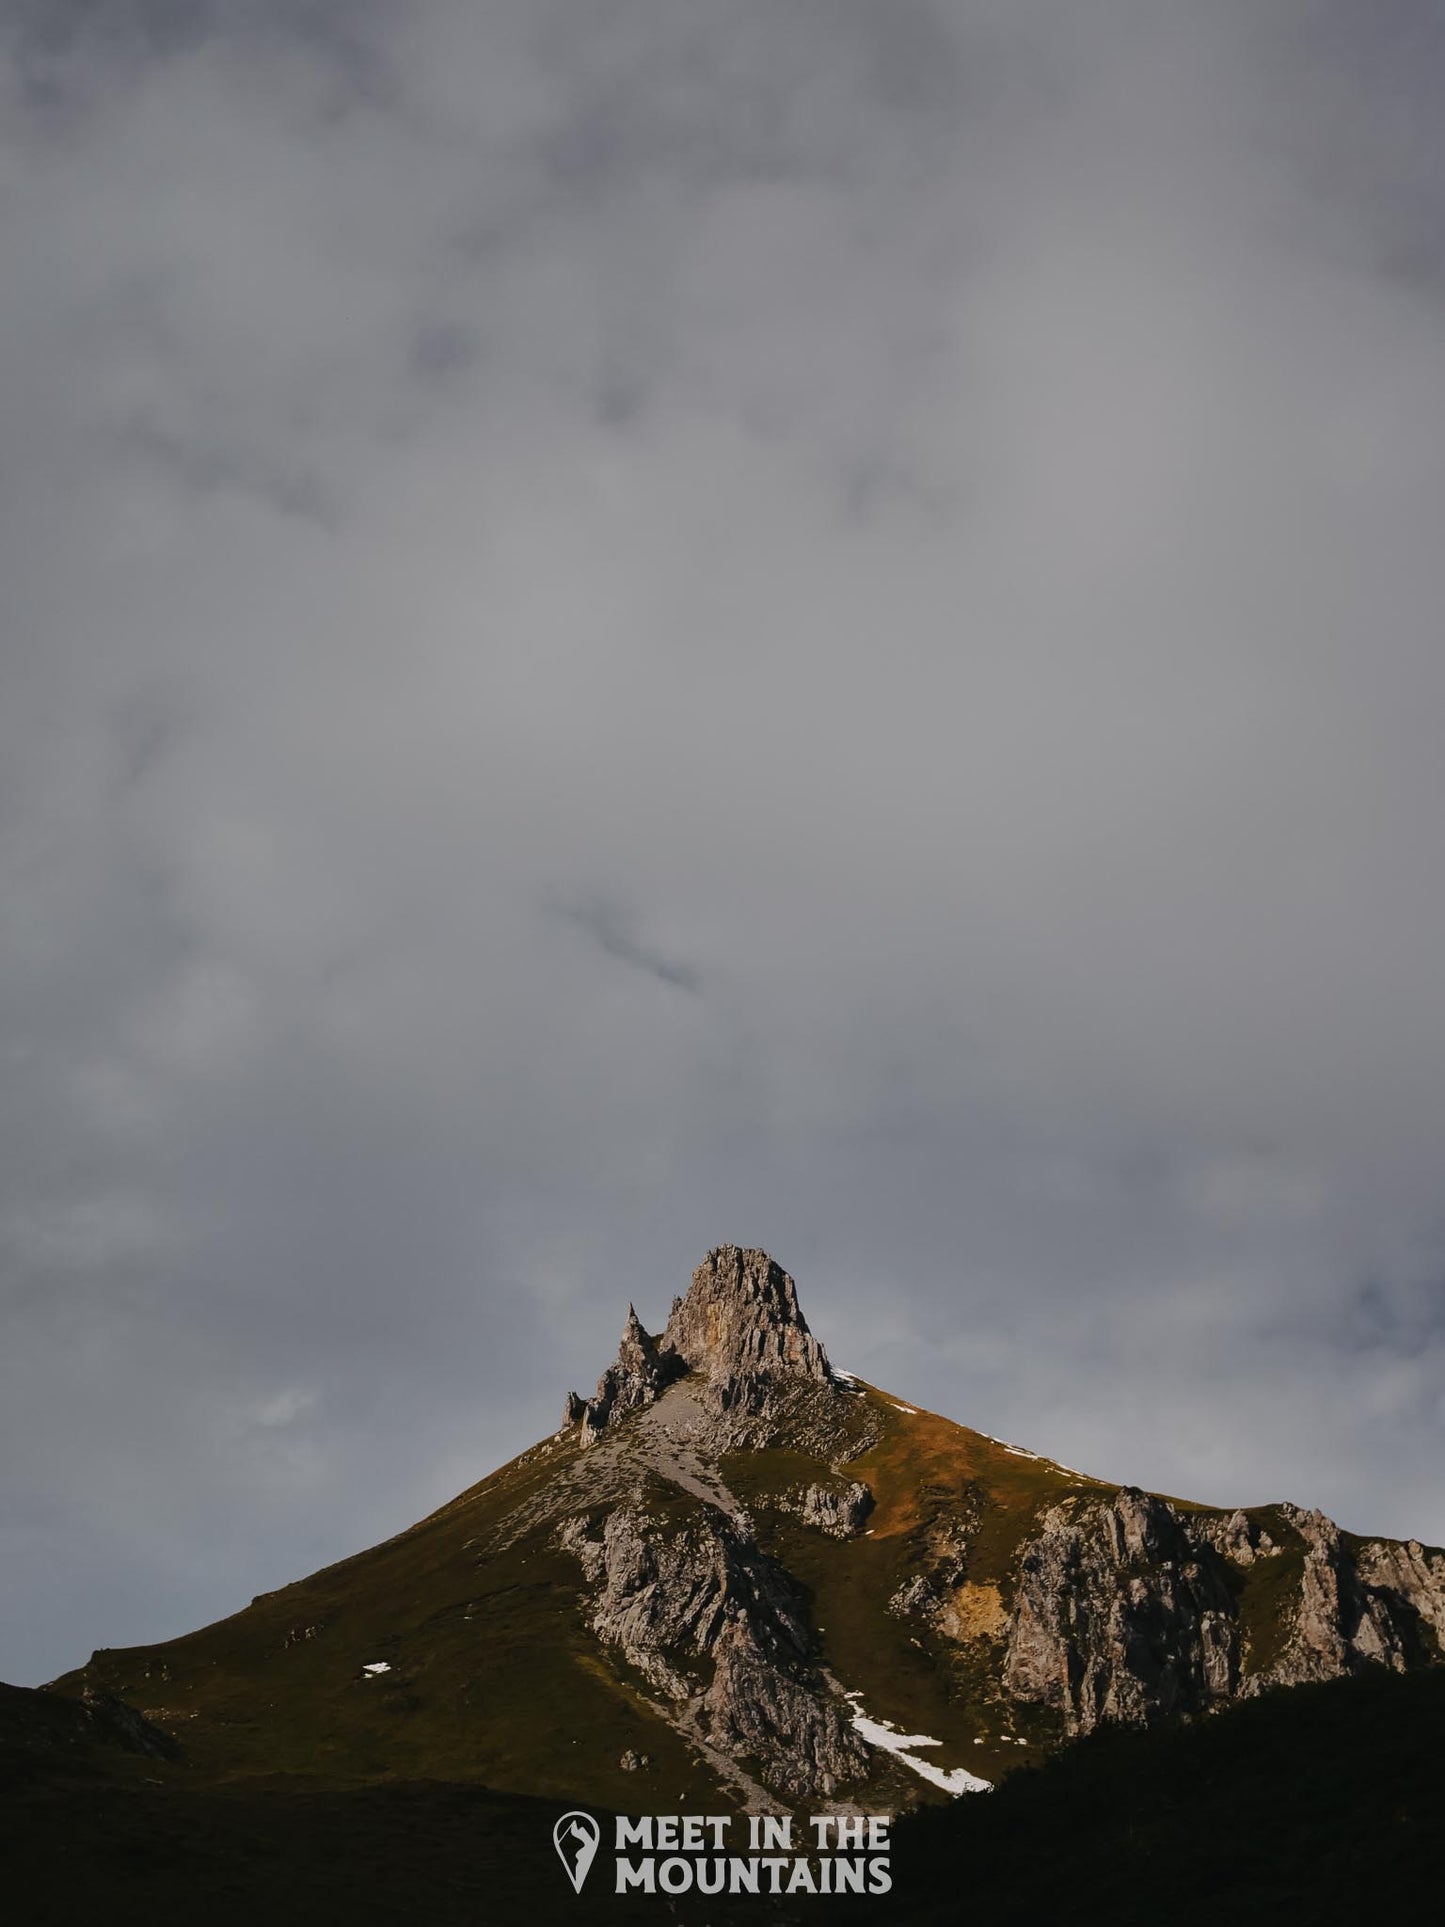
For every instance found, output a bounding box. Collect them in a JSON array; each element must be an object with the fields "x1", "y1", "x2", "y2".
[
  {"x1": 663, "y1": 1246, "x2": 831, "y2": 1388},
  {"x1": 617, "y1": 1304, "x2": 654, "y2": 1369},
  {"x1": 560, "y1": 1301, "x2": 680, "y2": 1443},
  {"x1": 560, "y1": 1245, "x2": 832, "y2": 1443}
]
